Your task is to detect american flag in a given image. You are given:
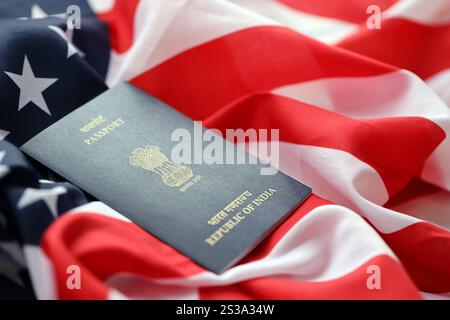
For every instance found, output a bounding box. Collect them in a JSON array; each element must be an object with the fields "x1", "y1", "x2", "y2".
[{"x1": 0, "y1": 0, "x2": 449, "y2": 300}]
